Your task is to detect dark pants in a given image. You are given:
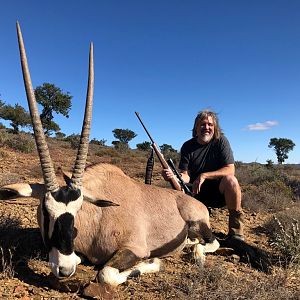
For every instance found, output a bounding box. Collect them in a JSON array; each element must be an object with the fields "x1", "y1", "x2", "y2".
[{"x1": 189, "y1": 179, "x2": 226, "y2": 209}]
